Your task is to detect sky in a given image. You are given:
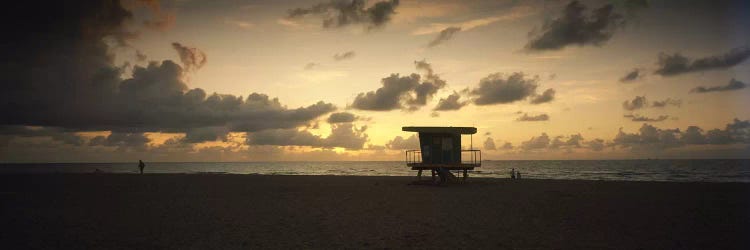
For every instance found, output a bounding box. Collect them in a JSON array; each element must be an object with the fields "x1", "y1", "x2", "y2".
[{"x1": 1, "y1": 0, "x2": 750, "y2": 162}]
